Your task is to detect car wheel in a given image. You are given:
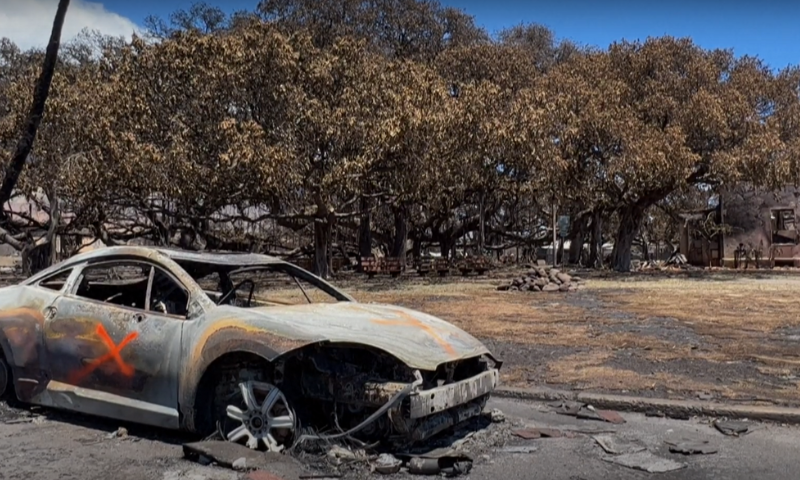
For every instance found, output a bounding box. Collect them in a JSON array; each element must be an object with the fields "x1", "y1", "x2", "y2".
[
  {"x1": 0, "y1": 355, "x2": 10, "y2": 398},
  {"x1": 218, "y1": 380, "x2": 297, "y2": 452}
]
